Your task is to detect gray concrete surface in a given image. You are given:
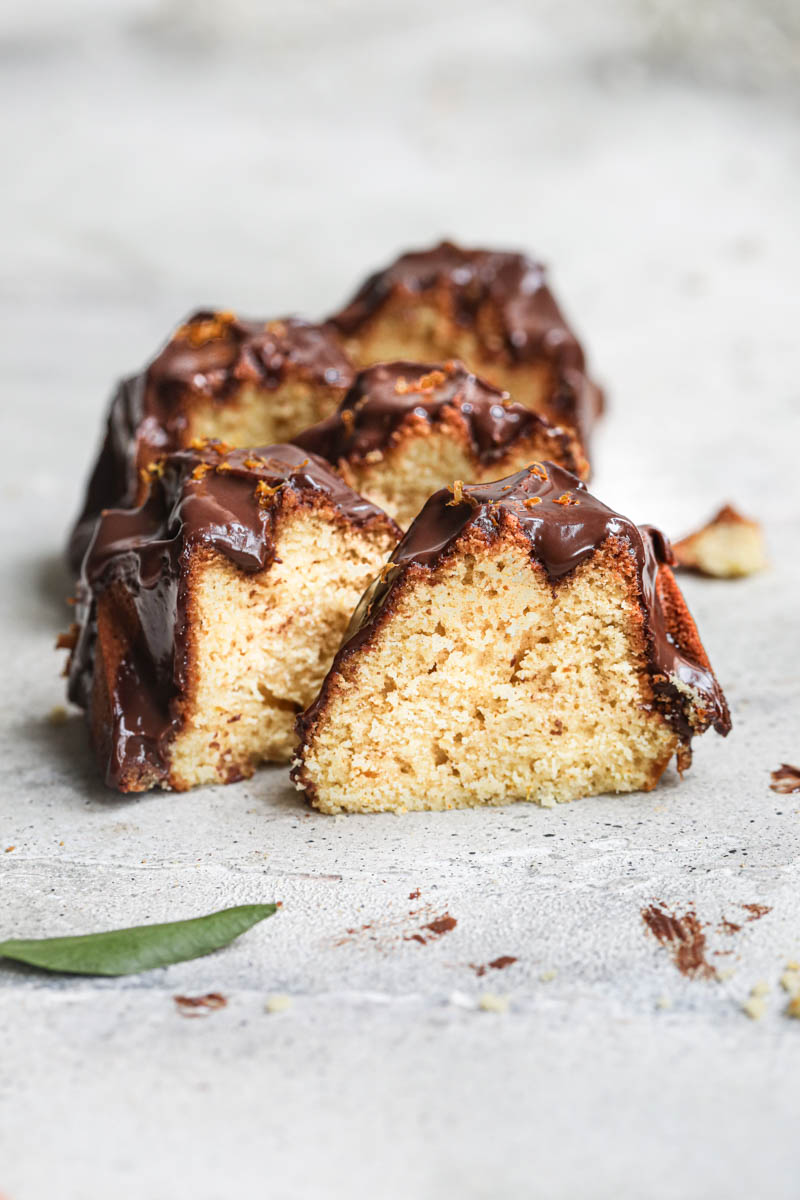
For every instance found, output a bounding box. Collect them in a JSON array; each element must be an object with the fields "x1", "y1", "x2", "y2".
[{"x1": 1, "y1": 3, "x2": 799, "y2": 1198}]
